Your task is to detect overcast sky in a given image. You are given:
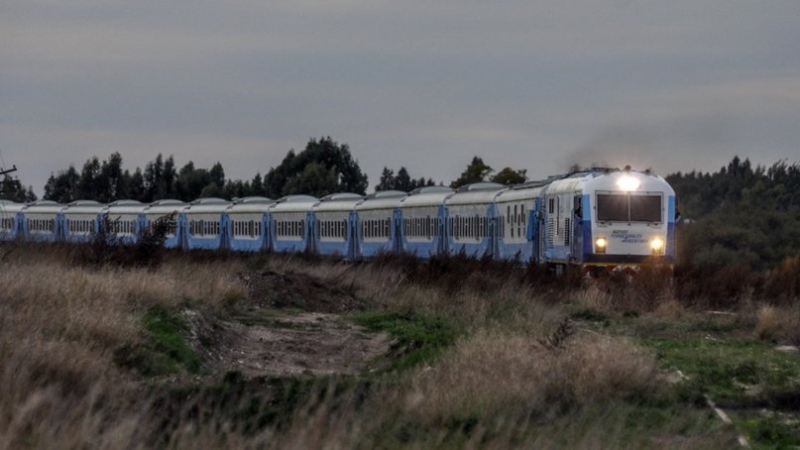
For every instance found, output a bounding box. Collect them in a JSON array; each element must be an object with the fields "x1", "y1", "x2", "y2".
[{"x1": 2, "y1": 1, "x2": 799, "y2": 196}]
